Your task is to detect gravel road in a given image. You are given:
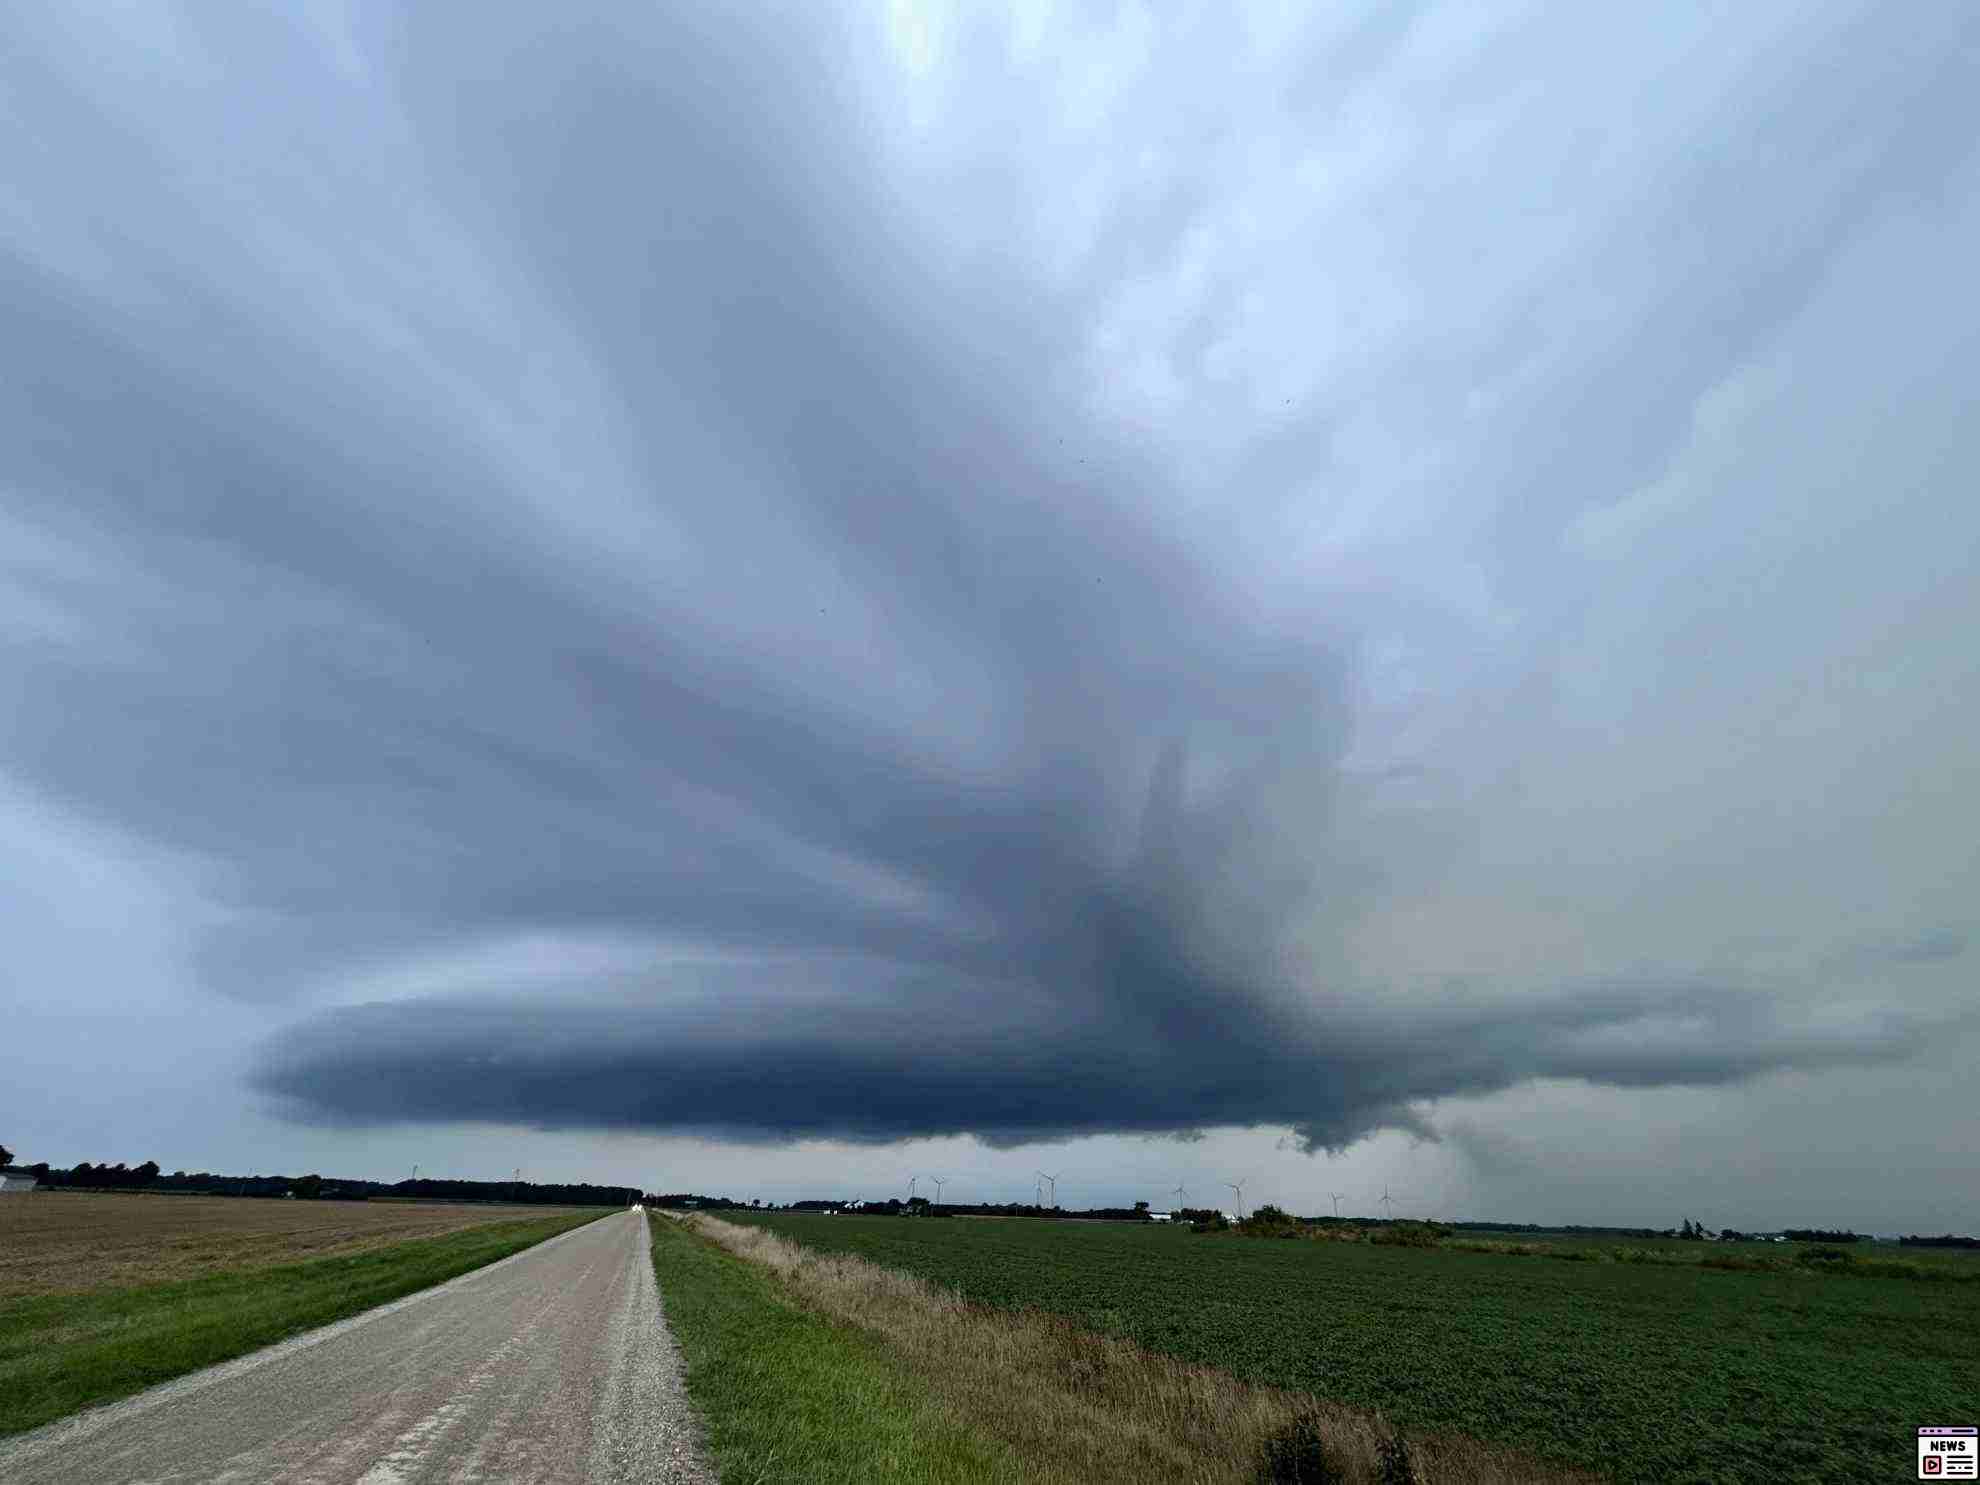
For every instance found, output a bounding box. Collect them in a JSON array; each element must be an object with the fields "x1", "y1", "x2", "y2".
[{"x1": 0, "y1": 1208, "x2": 716, "y2": 1484}]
